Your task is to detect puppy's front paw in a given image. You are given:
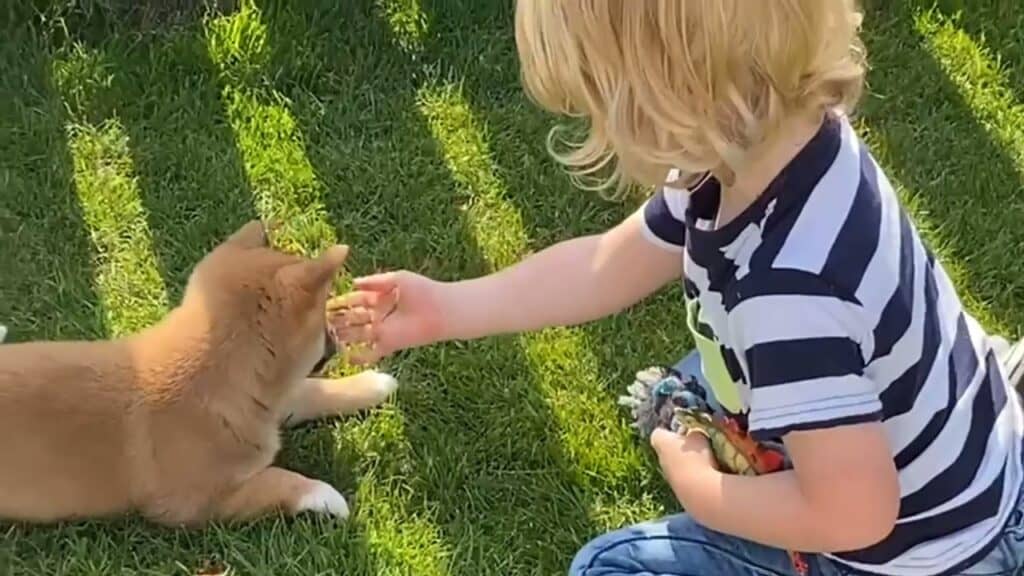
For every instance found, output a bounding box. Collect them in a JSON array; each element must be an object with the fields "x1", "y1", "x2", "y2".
[
  {"x1": 295, "y1": 480, "x2": 350, "y2": 519},
  {"x1": 367, "y1": 370, "x2": 398, "y2": 400}
]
